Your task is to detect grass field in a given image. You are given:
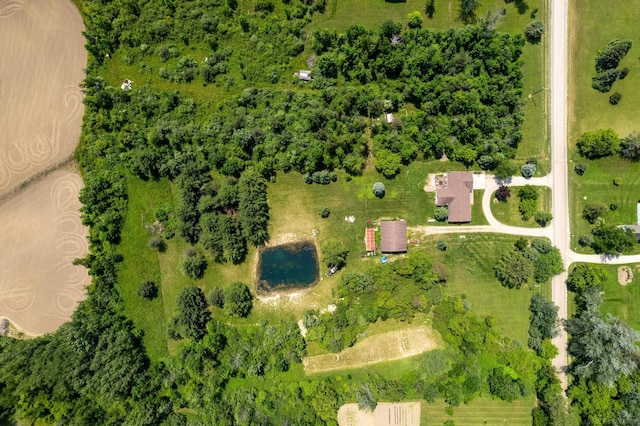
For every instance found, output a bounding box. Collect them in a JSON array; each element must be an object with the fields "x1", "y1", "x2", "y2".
[
  {"x1": 116, "y1": 176, "x2": 173, "y2": 360},
  {"x1": 422, "y1": 396, "x2": 535, "y2": 425},
  {"x1": 490, "y1": 186, "x2": 552, "y2": 228},
  {"x1": 568, "y1": 0, "x2": 640, "y2": 252},
  {"x1": 410, "y1": 232, "x2": 550, "y2": 343},
  {"x1": 568, "y1": 156, "x2": 640, "y2": 254},
  {"x1": 568, "y1": 0, "x2": 640, "y2": 139}
]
